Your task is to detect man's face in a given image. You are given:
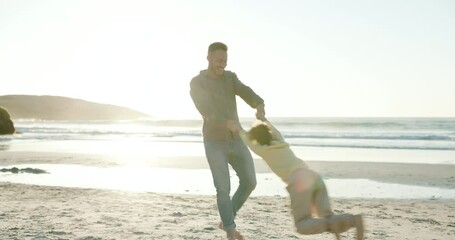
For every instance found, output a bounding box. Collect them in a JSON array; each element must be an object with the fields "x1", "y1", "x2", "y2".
[{"x1": 208, "y1": 50, "x2": 227, "y2": 77}]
